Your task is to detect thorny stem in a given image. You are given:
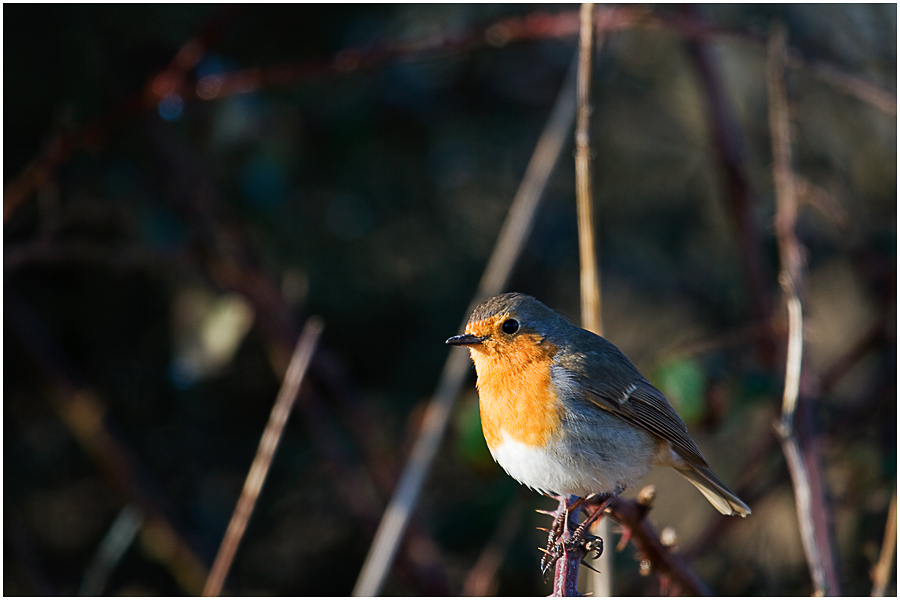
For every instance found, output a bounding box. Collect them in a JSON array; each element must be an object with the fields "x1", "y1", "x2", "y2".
[
  {"x1": 595, "y1": 496, "x2": 713, "y2": 596},
  {"x1": 550, "y1": 497, "x2": 585, "y2": 597},
  {"x1": 6, "y1": 7, "x2": 892, "y2": 228}
]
